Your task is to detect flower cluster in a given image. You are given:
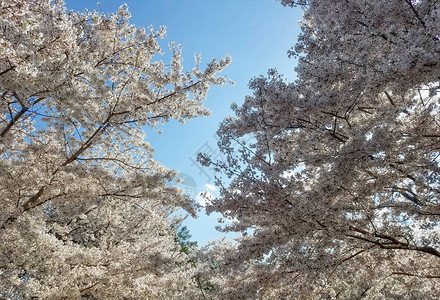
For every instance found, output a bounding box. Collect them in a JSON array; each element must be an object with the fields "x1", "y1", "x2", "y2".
[
  {"x1": 201, "y1": 0, "x2": 440, "y2": 298},
  {"x1": 0, "y1": 0, "x2": 230, "y2": 298}
]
